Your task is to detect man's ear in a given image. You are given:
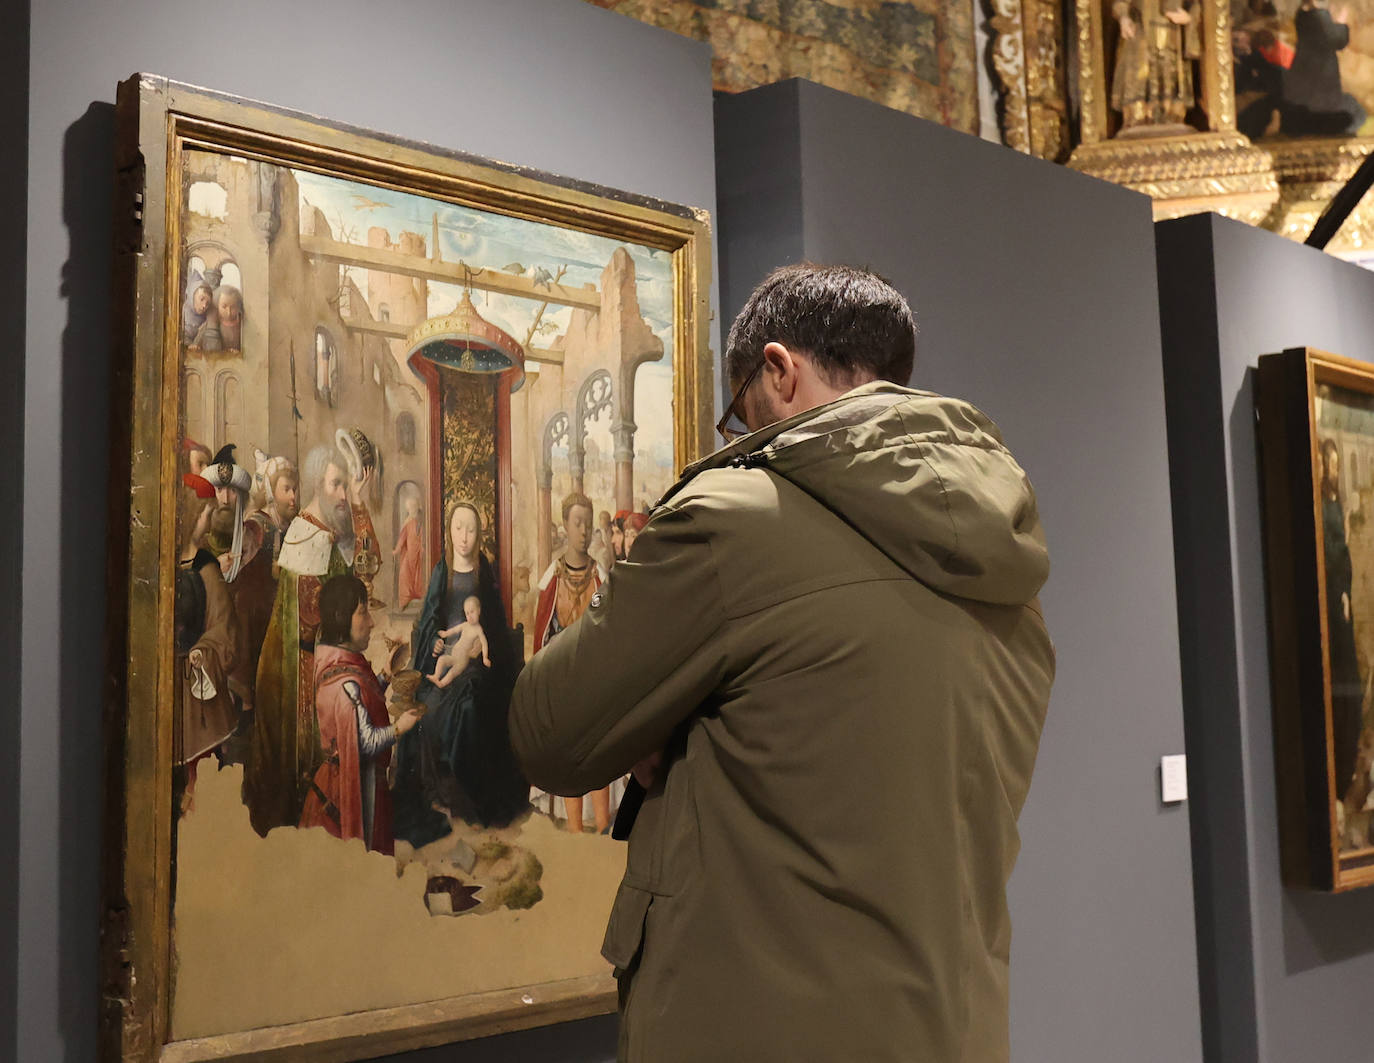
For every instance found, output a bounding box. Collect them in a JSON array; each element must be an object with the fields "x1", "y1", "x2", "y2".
[{"x1": 762, "y1": 341, "x2": 800, "y2": 403}]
